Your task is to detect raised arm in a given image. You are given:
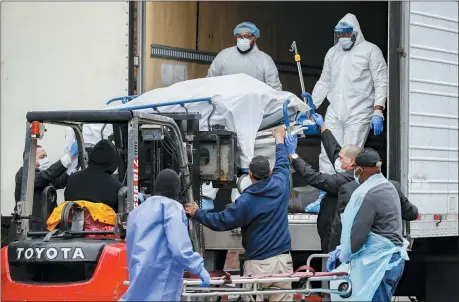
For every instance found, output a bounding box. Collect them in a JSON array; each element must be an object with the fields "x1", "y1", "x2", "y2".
[
  {"x1": 321, "y1": 129, "x2": 342, "y2": 166},
  {"x1": 291, "y1": 157, "x2": 352, "y2": 194}
]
